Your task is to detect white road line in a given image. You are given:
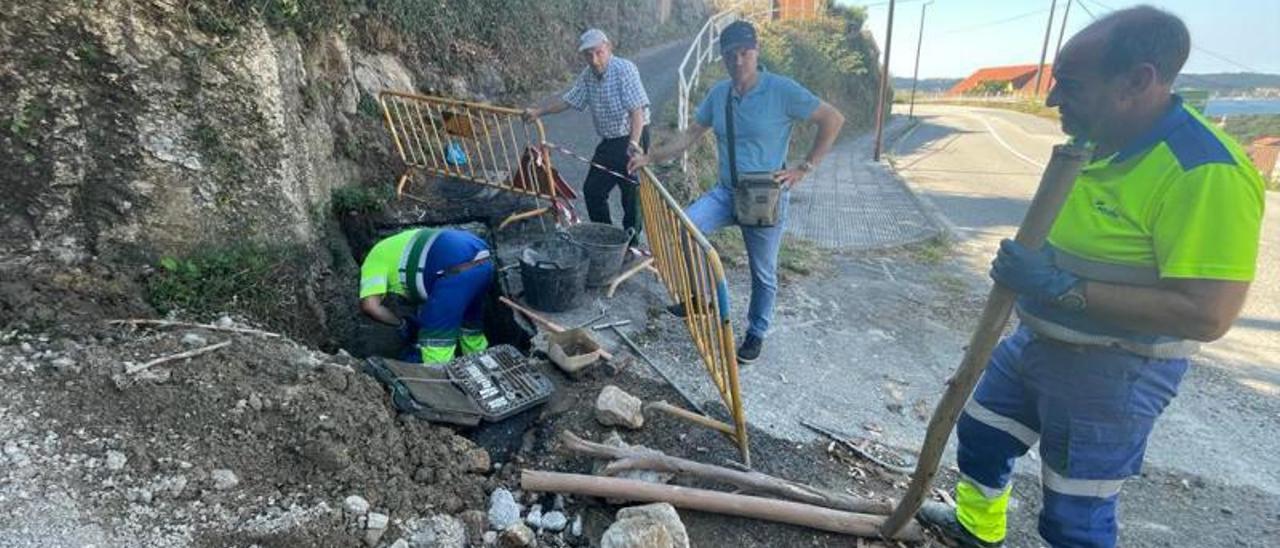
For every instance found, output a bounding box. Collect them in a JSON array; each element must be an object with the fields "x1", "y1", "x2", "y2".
[{"x1": 969, "y1": 112, "x2": 1047, "y2": 170}]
